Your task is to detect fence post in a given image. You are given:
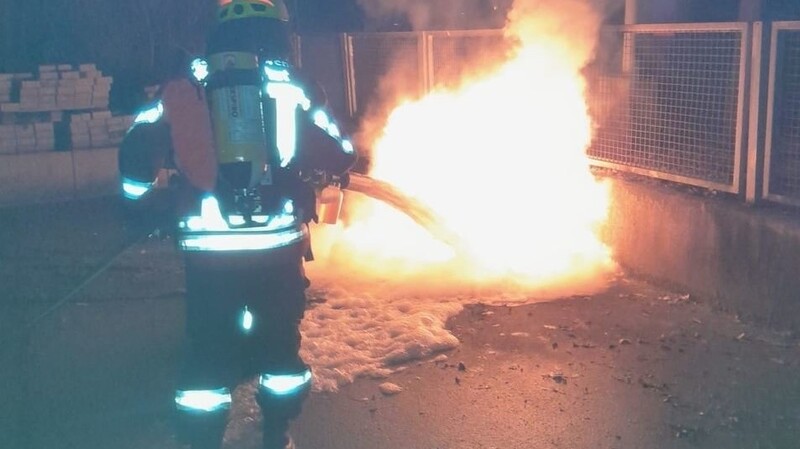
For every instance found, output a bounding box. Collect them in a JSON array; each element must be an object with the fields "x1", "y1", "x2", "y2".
[
  {"x1": 745, "y1": 22, "x2": 769, "y2": 204},
  {"x1": 419, "y1": 32, "x2": 433, "y2": 95},
  {"x1": 341, "y1": 33, "x2": 357, "y2": 119}
]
